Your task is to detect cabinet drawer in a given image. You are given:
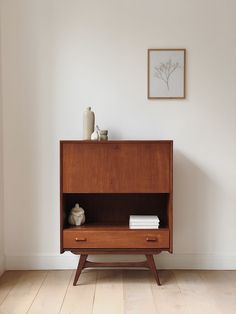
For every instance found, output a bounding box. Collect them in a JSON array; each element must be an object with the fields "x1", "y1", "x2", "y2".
[{"x1": 63, "y1": 229, "x2": 169, "y2": 249}]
